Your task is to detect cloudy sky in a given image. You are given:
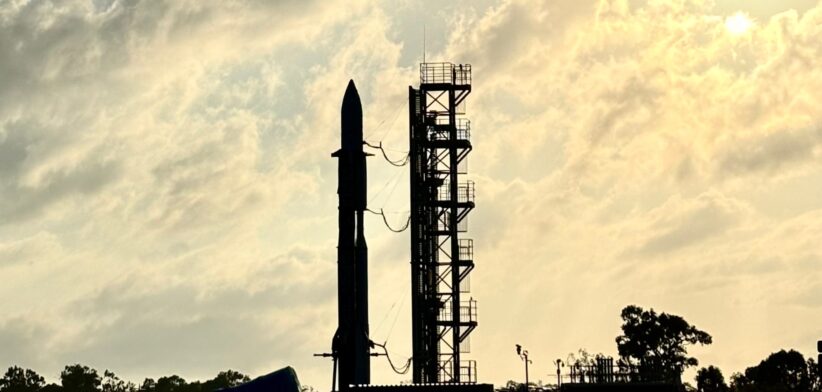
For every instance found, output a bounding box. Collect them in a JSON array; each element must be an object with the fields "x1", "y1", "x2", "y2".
[{"x1": 1, "y1": 0, "x2": 821, "y2": 388}]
